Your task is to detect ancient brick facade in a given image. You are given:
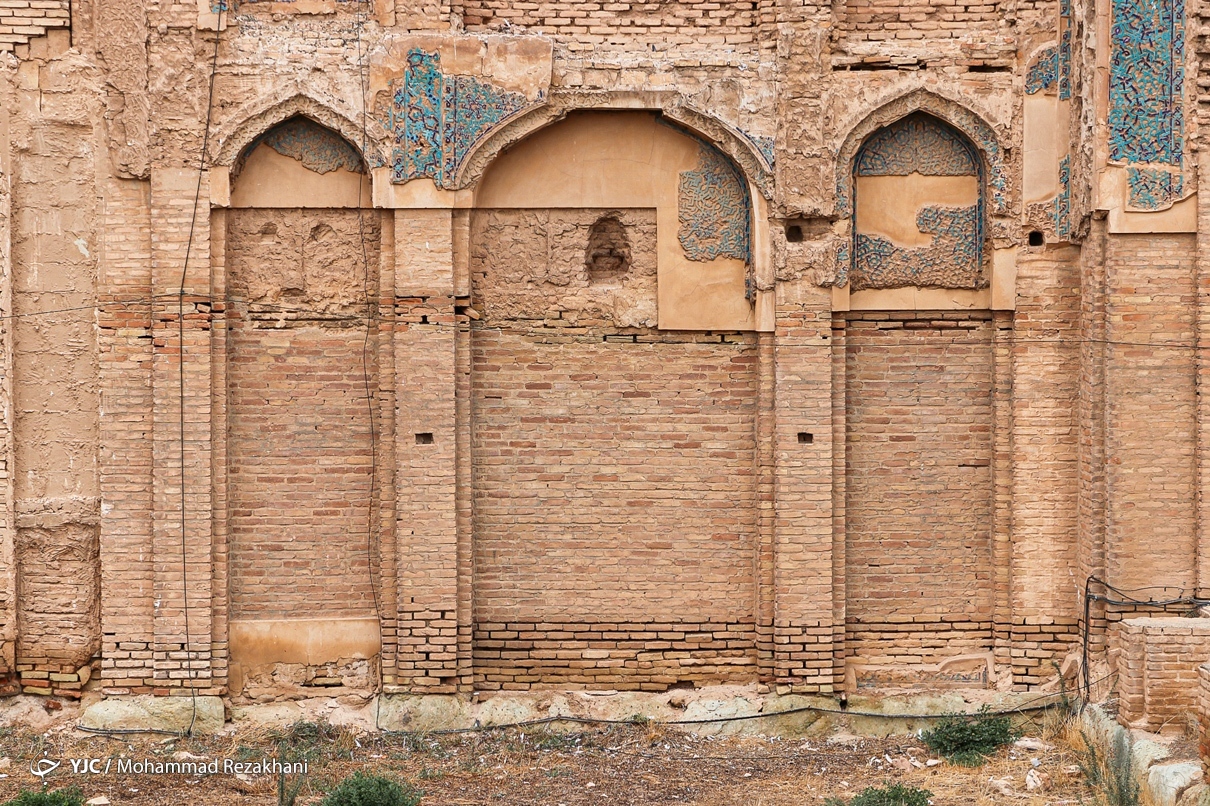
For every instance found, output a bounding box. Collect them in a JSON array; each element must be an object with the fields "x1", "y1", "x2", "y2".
[{"x1": 0, "y1": 0, "x2": 1204, "y2": 708}]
